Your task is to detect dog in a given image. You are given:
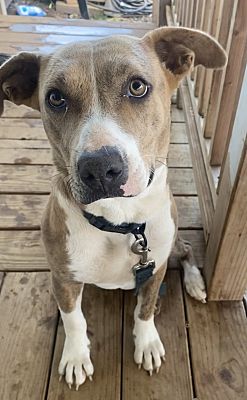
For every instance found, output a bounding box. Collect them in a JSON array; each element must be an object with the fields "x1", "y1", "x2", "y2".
[{"x1": 0, "y1": 27, "x2": 226, "y2": 390}]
